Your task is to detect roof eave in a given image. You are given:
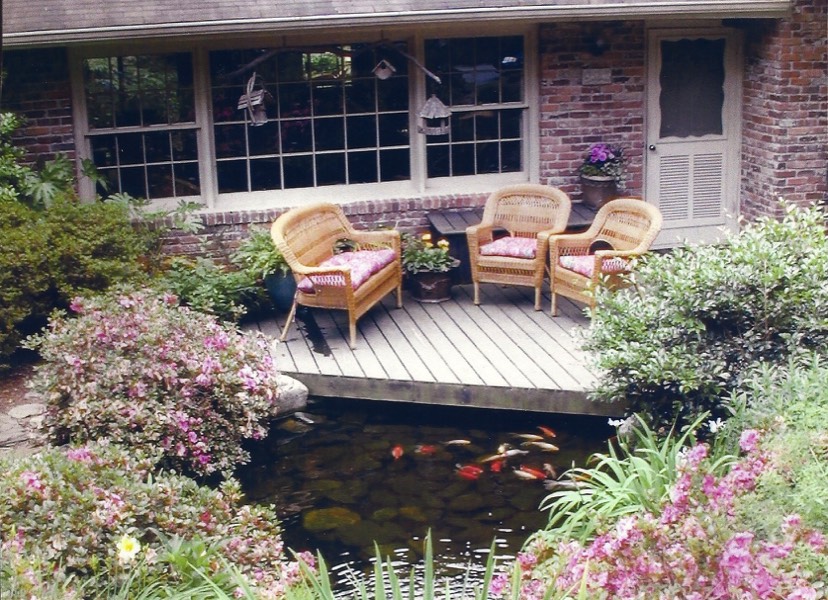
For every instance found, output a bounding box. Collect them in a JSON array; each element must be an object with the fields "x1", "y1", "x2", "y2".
[{"x1": 3, "y1": 1, "x2": 793, "y2": 48}]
